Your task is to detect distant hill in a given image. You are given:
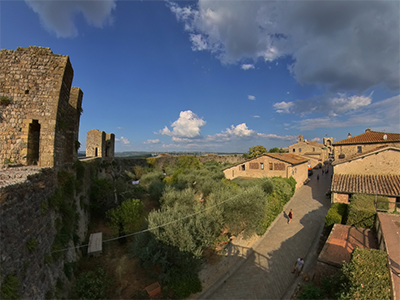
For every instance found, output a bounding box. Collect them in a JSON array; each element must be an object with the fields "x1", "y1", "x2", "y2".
[{"x1": 79, "y1": 151, "x2": 244, "y2": 158}]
